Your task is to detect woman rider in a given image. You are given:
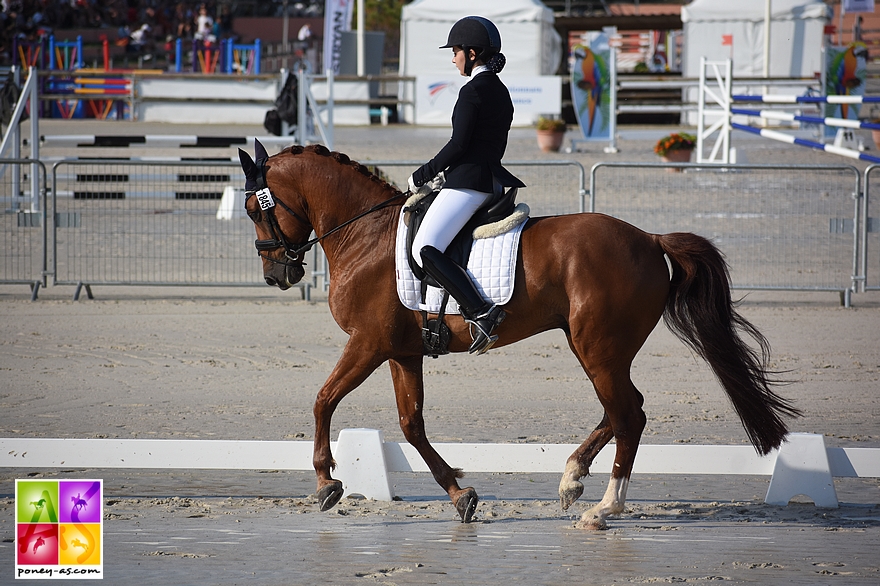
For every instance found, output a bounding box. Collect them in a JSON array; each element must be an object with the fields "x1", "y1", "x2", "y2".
[{"x1": 408, "y1": 16, "x2": 525, "y2": 355}]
